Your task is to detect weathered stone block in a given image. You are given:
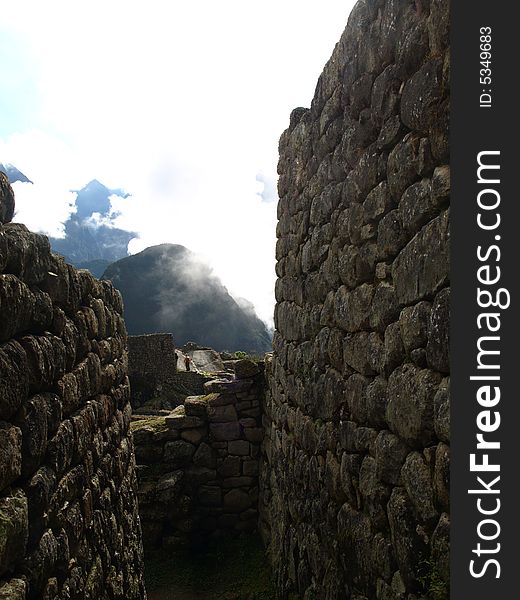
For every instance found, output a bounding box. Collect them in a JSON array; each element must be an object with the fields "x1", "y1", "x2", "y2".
[
  {"x1": 387, "y1": 487, "x2": 427, "y2": 589},
  {"x1": 343, "y1": 333, "x2": 375, "y2": 377},
  {"x1": 434, "y1": 378, "x2": 450, "y2": 443},
  {"x1": 0, "y1": 341, "x2": 29, "y2": 420},
  {"x1": 244, "y1": 427, "x2": 263, "y2": 443},
  {"x1": 0, "y1": 422, "x2": 22, "y2": 491},
  {"x1": 207, "y1": 403, "x2": 238, "y2": 423},
  {"x1": 434, "y1": 443, "x2": 450, "y2": 512},
  {"x1": 217, "y1": 456, "x2": 241, "y2": 477},
  {"x1": 401, "y1": 58, "x2": 444, "y2": 133},
  {"x1": 193, "y1": 442, "x2": 216, "y2": 468},
  {"x1": 163, "y1": 440, "x2": 196, "y2": 467},
  {"x1": 399, "y1": 302, "x2": 431, "y2": 353},
  {"x1": 210, "y1": 421, "x2": 241, "y2": 441},
  {"x1": 165, "y1": 405, "x2": 205, "y2": 430},
  {"x1": 426, "y1": 287, "x2": 450, "y2": 373},
  {"x1": 365, "y1": 377, "x2": 388, "y2": 428},
  {"x1": 222, "y1": 476, "x2": 254, "y2": 489},
  {"x1": 184, "y1": 396, "x2": 208, "y2": 418},
  {"x1": 345, "y1": 374, "x2": 370, "y2": 424},
  {"x1": 0, "y1": 489, "x2": 28, "y2": 577},
  {"x1": 387, "y1": 134, "x2": 434, "y2": 201},
  {"x1": 386, "y1": 364, "x2": 442, "y2": 447},
  {"x1": 392, "y1": 210, "x2": 450, "y2": 306},
  {"x1": 198, "y1": 485, "x2": 222, "y2": 507},
  {"x1": 156, "y1": 471, "x2": 184, "y2": 504},
  {"x1": 234, "y1": 359, "x2": 261, "y2": 379},
  {"x1": 15, "y1": 394, "x2": 49, "y2": 478},
  {"x1": 359, "y1": 456, "x2": 391, "y2": 530},
  {"x1": 374, "y1": 431, "x2": 410, "y2": 486},
  {"x1": 223, "y1": 489, "x2": 252, "y2": 512},
  {"x1": 401, "y1": 452, "x2": 437, "y2": 523},
  {"x1": 228, "y1": 440, "x2": 250, "y2": 456},
  {"x1": 181, "y1": 427, "x2": 206, "y2": 445}
]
